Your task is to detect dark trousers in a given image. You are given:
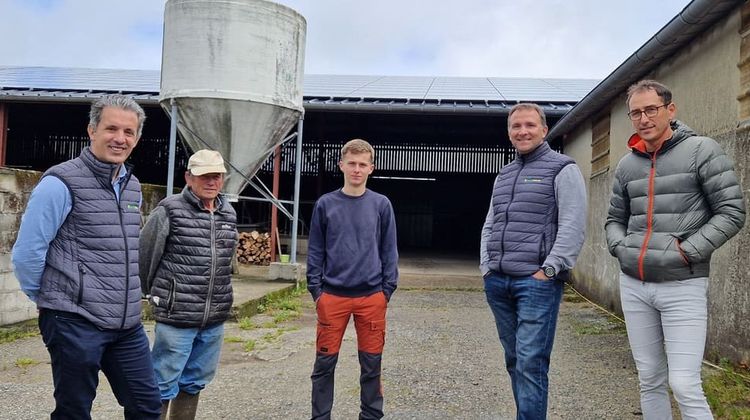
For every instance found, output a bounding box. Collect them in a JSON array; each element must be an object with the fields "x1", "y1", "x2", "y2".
[
  {"x1": 39, "y1": 309, "x2": 162, "y2": 420},
  {"x1": 311, "y1": 292, "x2": 387, "y2": 420}
]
